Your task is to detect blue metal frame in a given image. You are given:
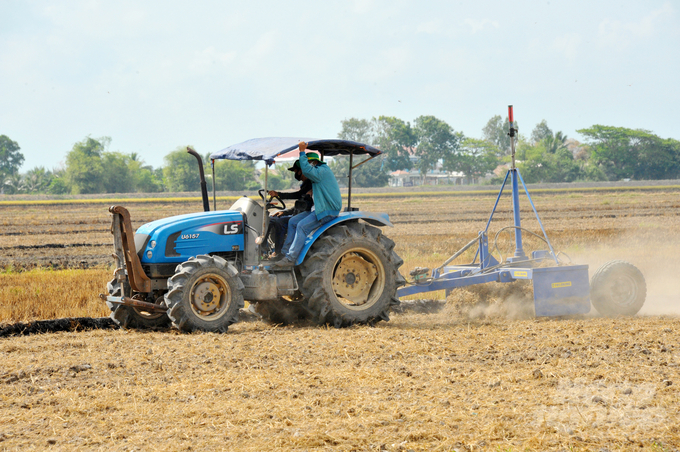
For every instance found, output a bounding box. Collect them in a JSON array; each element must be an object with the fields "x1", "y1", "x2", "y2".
[{"x1": 396, "y1": 167, "x2": 591, "y2": 317}]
